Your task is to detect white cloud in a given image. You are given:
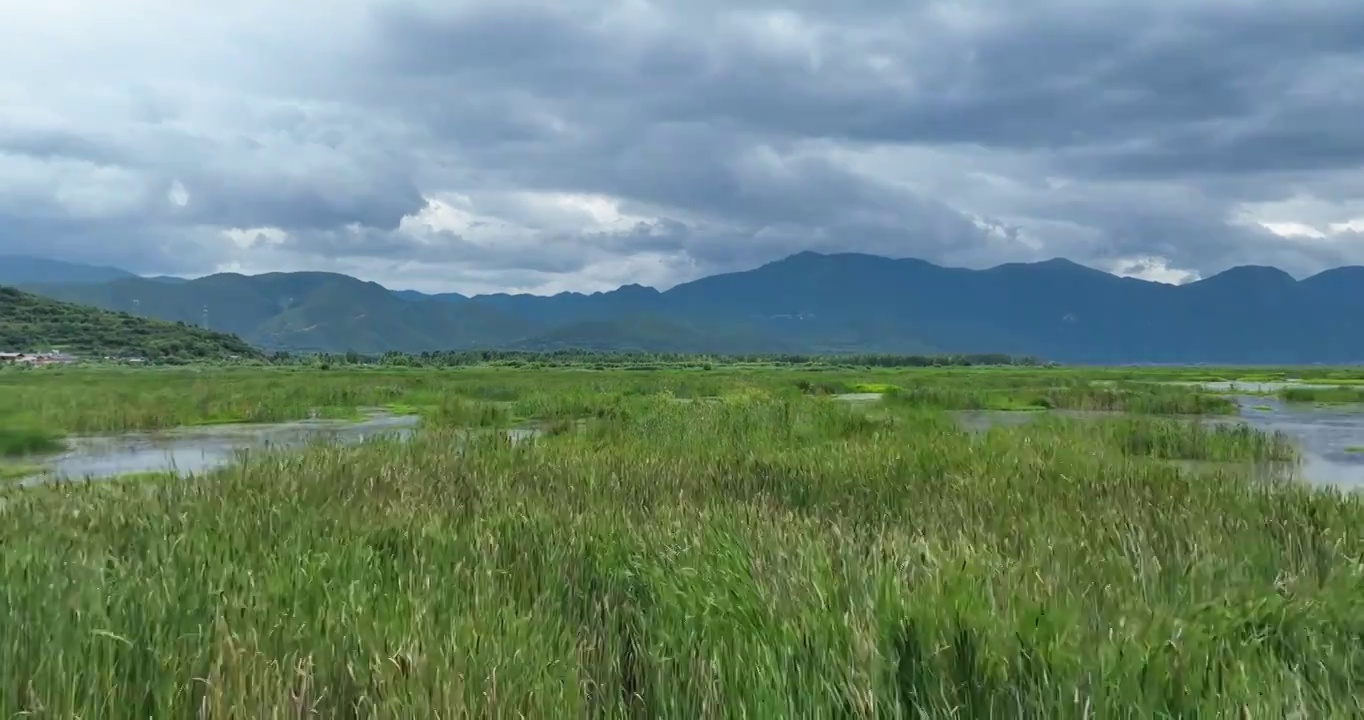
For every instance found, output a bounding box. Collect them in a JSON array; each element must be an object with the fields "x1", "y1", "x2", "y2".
[
  {"x1": 1258, "y1": 222, "x2": 1327, "y2": 240},
  {"x1": 167, "y1": 179, "x2": 189, "y2": 208},
  {"x1": 1111, "y1": 256, "x2": 1200, "y2": 284}
]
